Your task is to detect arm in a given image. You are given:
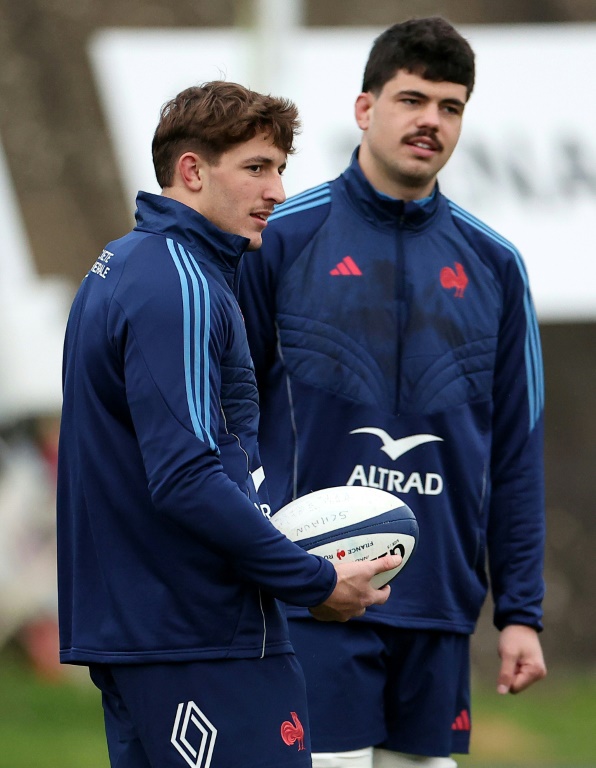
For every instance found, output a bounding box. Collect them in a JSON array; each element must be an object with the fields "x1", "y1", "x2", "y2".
[
  {"x1": 111, "y1": 245, "x2": 392, "y2": 617},
  {"x1": 110, "y1": 282, "x2": 333, "y2": 606},
  {"x1": 122, "y1": 313, "x2": 400, "y2": 618},
  {"x1": 488, "y1": 253, "x2": 546, "y2": 690}
]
